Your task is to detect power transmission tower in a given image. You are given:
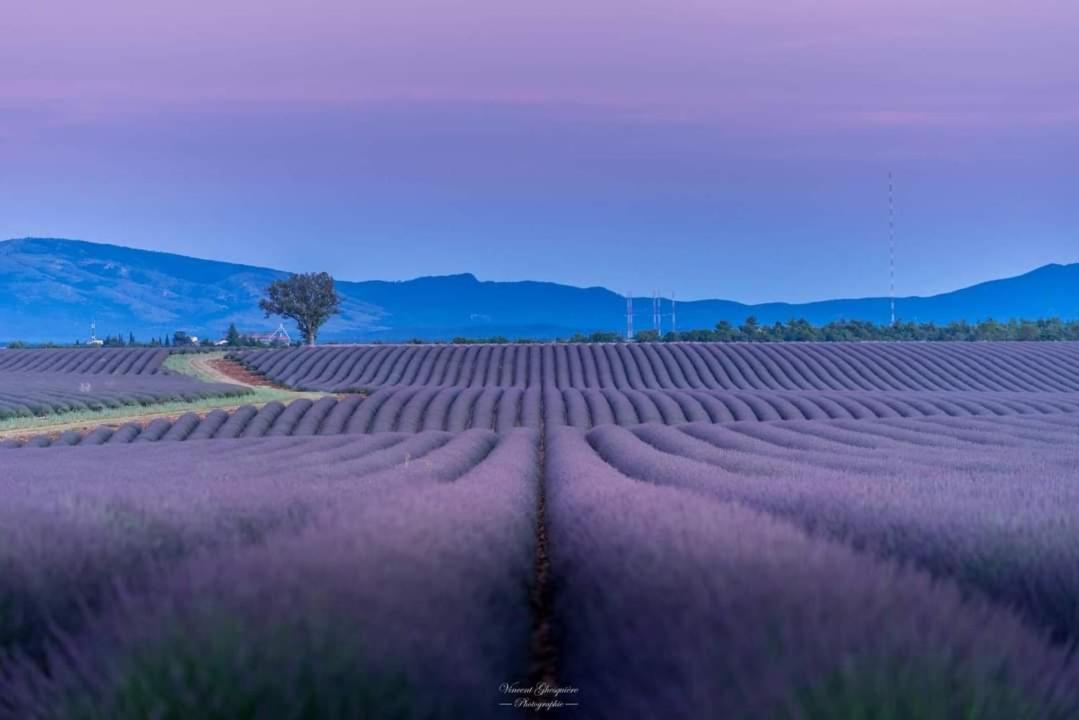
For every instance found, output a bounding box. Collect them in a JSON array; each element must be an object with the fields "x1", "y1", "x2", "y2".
[
  {"x1": 889, "y1": 171, "x2": 896, "y2": 326},
  {"x1": 655, "y1": 291, "x2": 662, "y2": 335},
  {"x1": 268, "y1": 322, "x2": 292, "y2": 346},
  {"x1": 626, "y1": 292, "x2": 634, "y2": 340},
  {"x1": 671, "y1": 293, "x2": 677, "y2": 334}
]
